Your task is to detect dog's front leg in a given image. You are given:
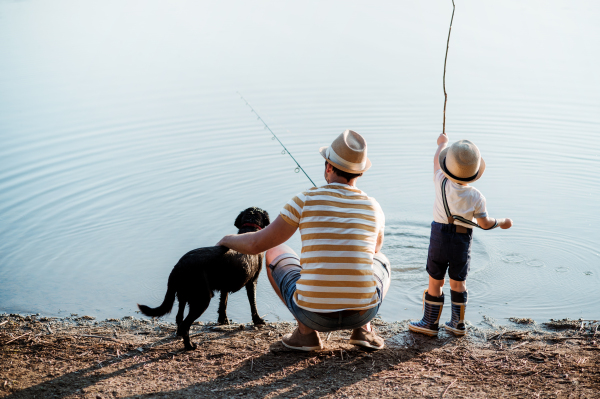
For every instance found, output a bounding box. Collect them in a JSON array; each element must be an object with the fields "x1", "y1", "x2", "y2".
[
  {"x1": 246, "y1": 281, "x2": 266, "y2": 325},
  {"x1": 217, "y1": 291, "x2": 230, "y2": 325}
]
